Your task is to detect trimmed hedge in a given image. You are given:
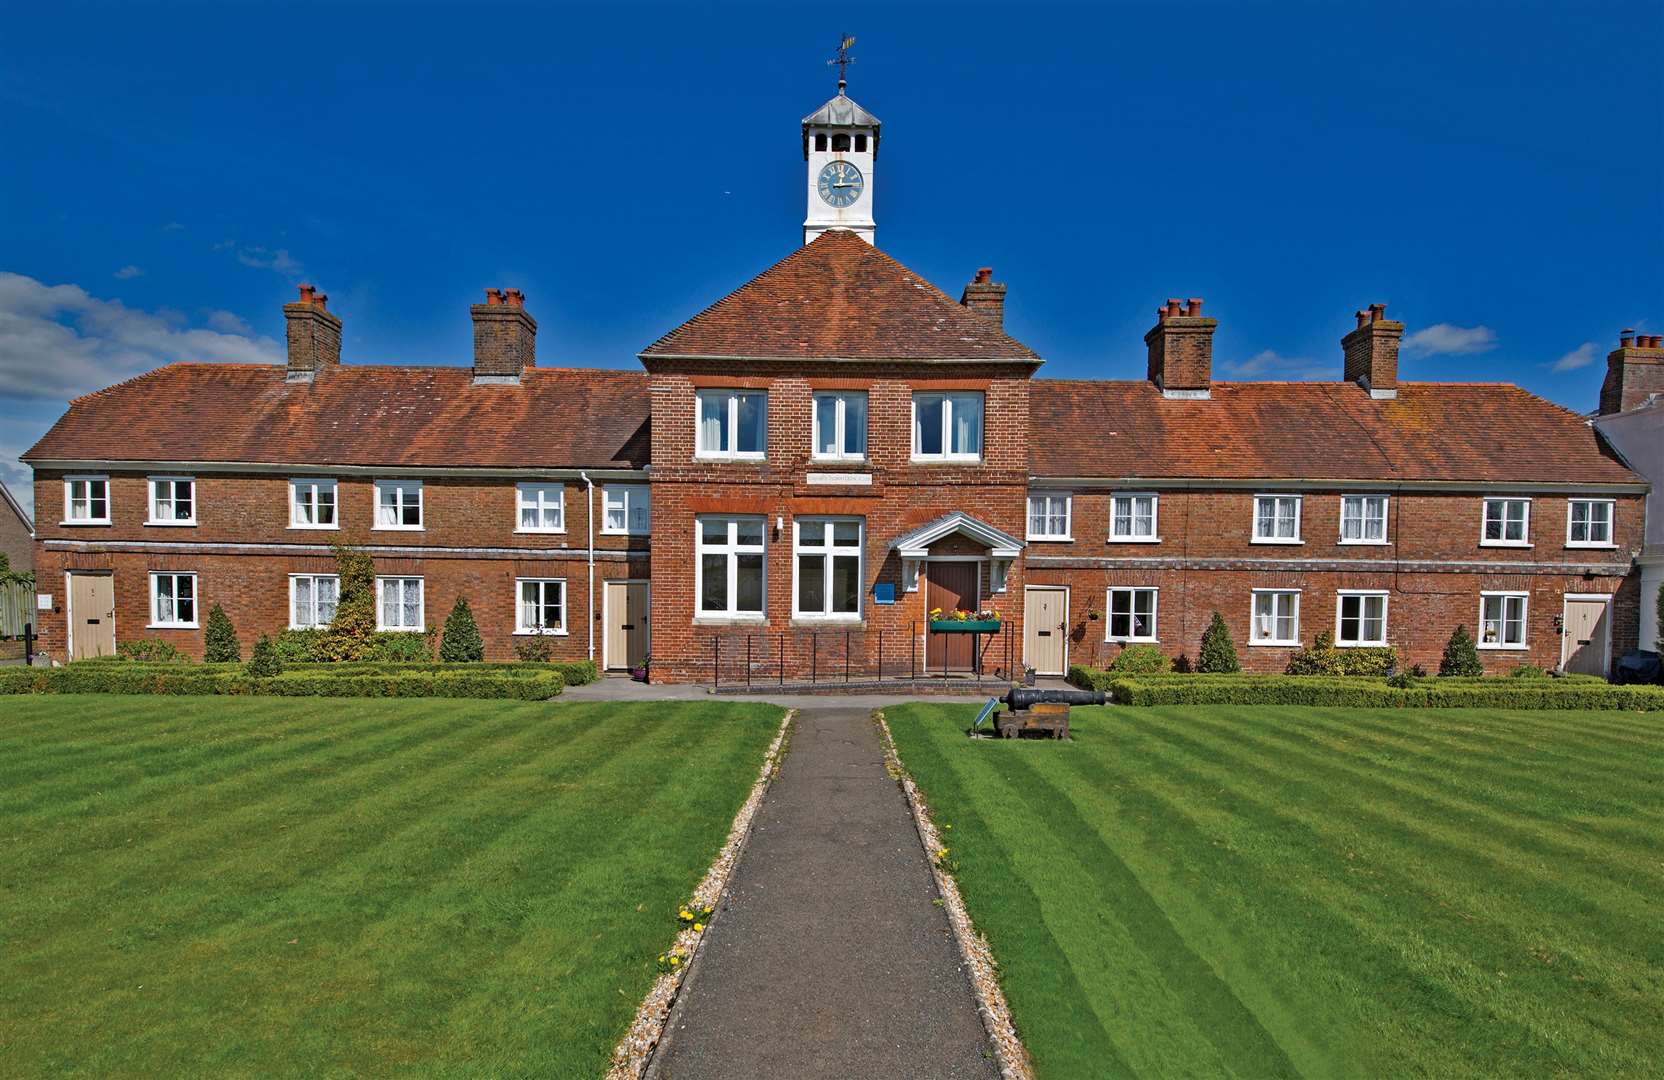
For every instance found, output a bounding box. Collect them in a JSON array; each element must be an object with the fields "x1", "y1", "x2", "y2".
[
  {"x1": 1067, "y1": 664, "x2": 1116, "y2": 692},
  {"x1": 0, "y1": 665, "x2": 564, "y2": 700},
  {"x1": 1103, "y1": 674, "x2": 1664, "y2": 710}
]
